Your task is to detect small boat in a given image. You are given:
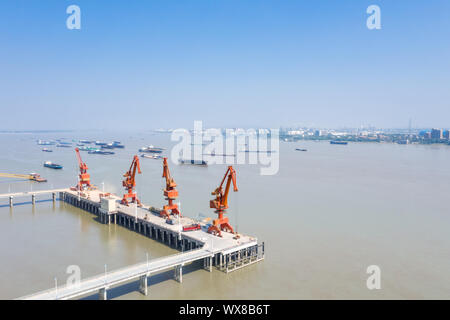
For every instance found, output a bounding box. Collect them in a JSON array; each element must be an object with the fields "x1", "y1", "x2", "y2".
[
  {"x1": 330, "y1": 141, "x2": 348, "y2": 145},
  {"x1": 43, "y1": 161, "x2": 63, "y2": 169},
  {"x1": 141, "y1": 154, "x2": 162, "y2": 159},
  {"x1": 79, "y1": 140, "x2": 93, "y2": 144},
  {"x1": 95, "y1": 141, "x2": 107, "y2": 146},
  {"x1": 42, "y1": 148, "x2": 53, "y2": 152},
  {"x1": 56, "y1": 144, "x2": 72, "y2": 148},
  {"x1": 179, "y1": 159, "x2": 208, "y2": 166},
  {"x1": 139, "y1": 145, "x2": 165, "y2": 153},
  {"x1": 88, "y1": 150, "x2": 115, "y2": 155},
  {"x1": 295, "y1": 148, "x2": 307, "y2": 152},
  {"x1": 29, "y1": 173, "x2": 47, "y2": 182}
]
